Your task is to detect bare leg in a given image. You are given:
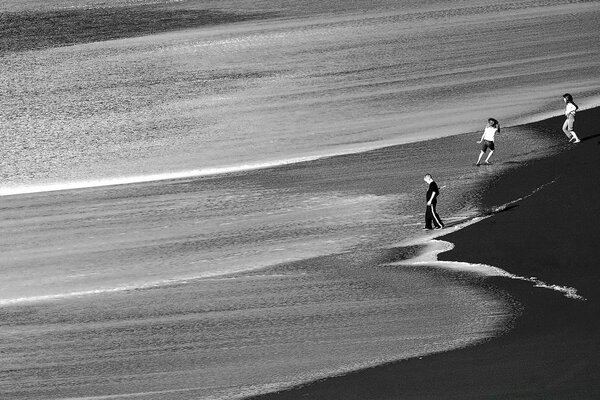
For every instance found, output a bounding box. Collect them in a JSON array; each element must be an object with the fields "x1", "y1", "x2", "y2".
[
  {"x1": 485, "y1": 150, "x2": 494, "y2": 163},
  {"x1": 562, "y1": 119, "x2": 572, "y2": 139},
  {"x1": 476, "y1": 150, "x2": 484, "y2": 165},
  {"x1": 567, "y1": 116, "x2": 580, "y2": 143}
]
